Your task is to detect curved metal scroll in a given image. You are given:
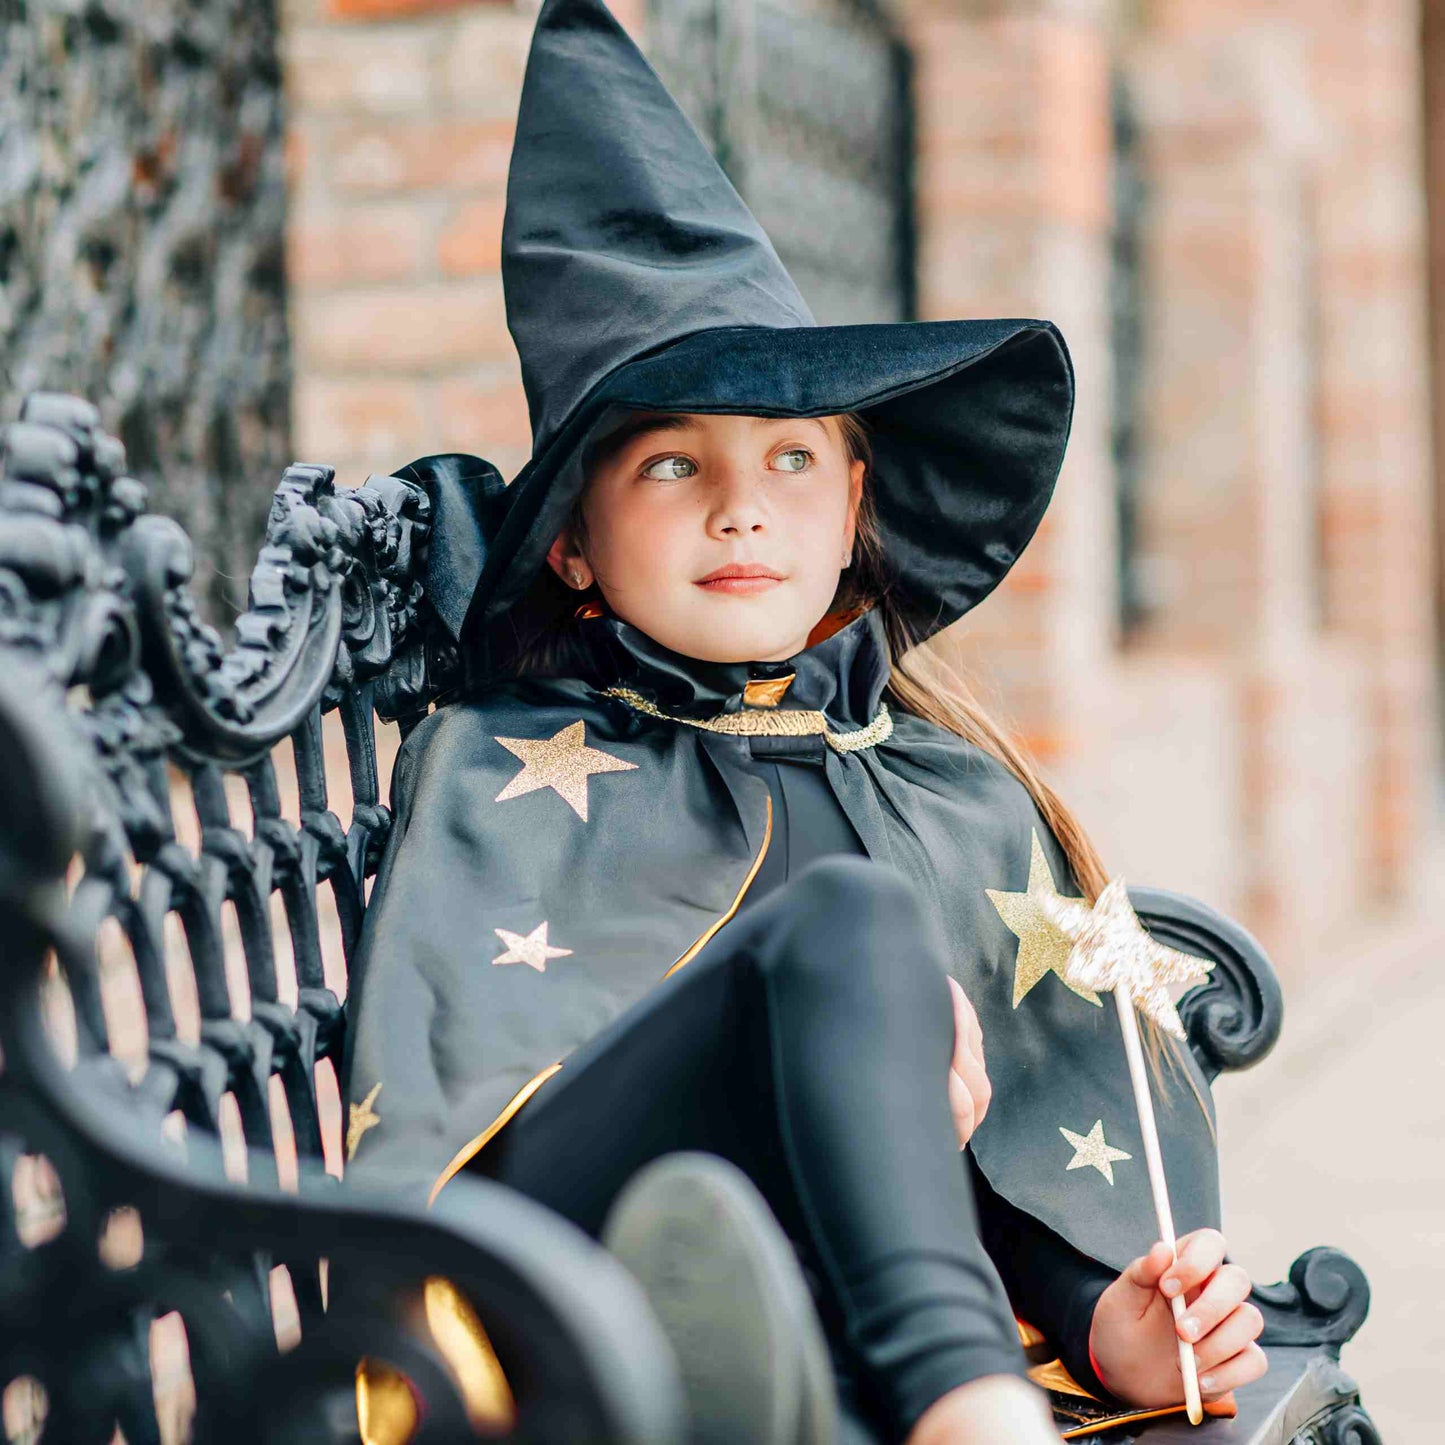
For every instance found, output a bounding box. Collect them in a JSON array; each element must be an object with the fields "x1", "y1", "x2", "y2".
[
  {"x1": 1316, "y1": 1403, "x2": 1386, "y2": 1444},
  {"x1": 0, "y1": 394, "x2": 680, "y2": 1443},
  {"x1": 1127, "y1": 884, "x2": 1285, "y2": 1083},
  {"x1": 1253, "y1": 1246, "x2": 1373, "y2": 1351}
]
